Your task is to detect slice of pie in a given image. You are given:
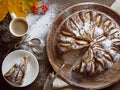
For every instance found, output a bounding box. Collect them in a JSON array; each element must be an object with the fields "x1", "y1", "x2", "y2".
[{"x1": 4, "y1": 55, "x2": 29, "y2": 85}]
